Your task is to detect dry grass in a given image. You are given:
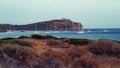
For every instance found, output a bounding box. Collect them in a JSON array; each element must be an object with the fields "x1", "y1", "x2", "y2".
[
  {"x1": 73, "y1": 56, "x2": 99, "y2": 68},
  {"x1": 0, "y1": 38, "x2": 120, "y2": 68},
  {"x1": 47, "y1": 39, "x2": 70, "y2": 48},
  {"x1": 0, "y1": 44, "x2": 38, "y2": 61}
]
